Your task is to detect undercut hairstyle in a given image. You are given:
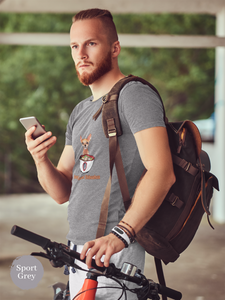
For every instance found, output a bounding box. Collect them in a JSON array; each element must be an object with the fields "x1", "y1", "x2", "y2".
[{"x1": 72, "y1": 8, "x2": 118, "y2": 45}]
